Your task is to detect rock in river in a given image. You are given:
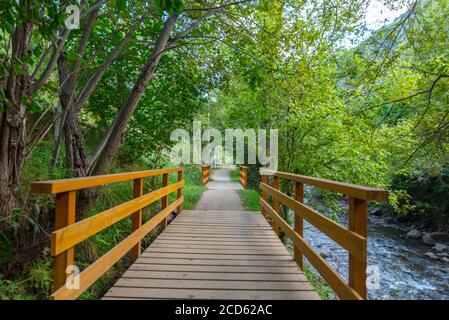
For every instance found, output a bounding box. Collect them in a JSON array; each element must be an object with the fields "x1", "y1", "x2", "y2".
[
  {"x1": 422, "y1": 233, "x2": 436, "y2": 246},
  {"x1": 319, "y1": 252, "x2": 329, "y2": 259},
  {"x1": 425, "y1": 252, "x2": 438, "y2": 260},
  {"x1": 370, "y1": 208, "x2": 383, "y2": 217},
  {"x1": 407, "y1": 229, "x2": 422, "y2": 239},
  {"x1": 433, "y1": 243, "x2": 448, "y2": 252}
]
